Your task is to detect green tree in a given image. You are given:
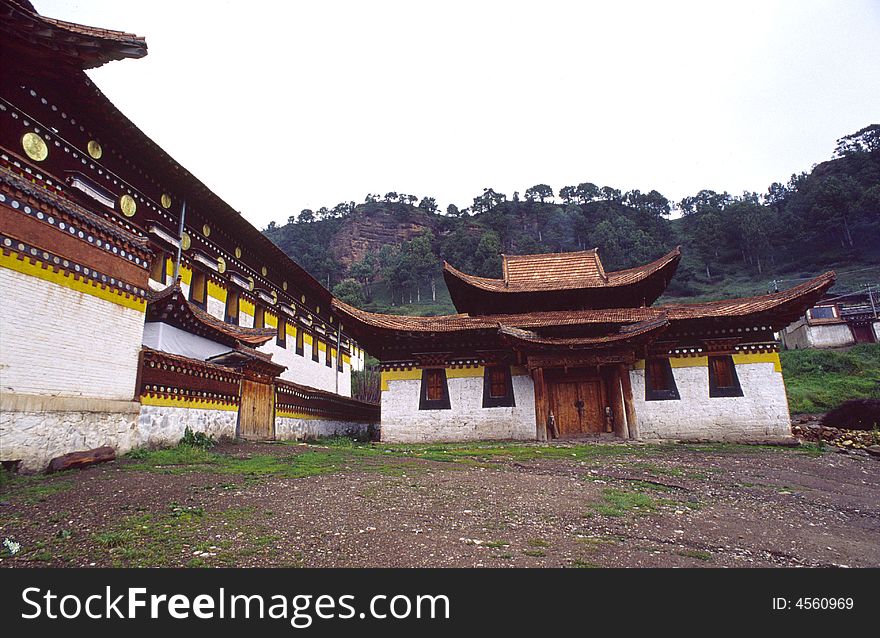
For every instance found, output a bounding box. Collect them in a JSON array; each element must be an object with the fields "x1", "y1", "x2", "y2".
[{"x1": 332, "y1": 278, "x2": 365, "y2": 307}]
